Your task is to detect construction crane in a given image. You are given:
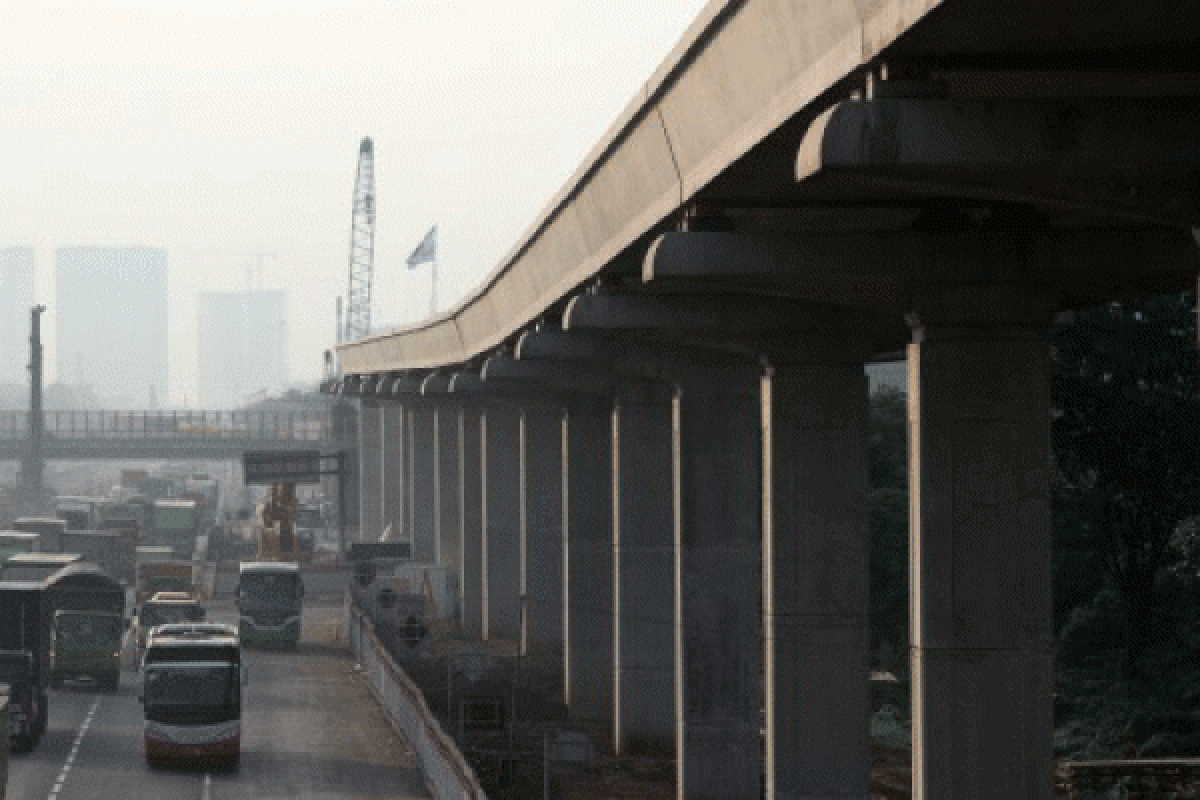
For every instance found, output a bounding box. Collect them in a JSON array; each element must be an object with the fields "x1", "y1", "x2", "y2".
[{"x1": 344, "y1": 137, "x2": 376, "y2": 341}]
